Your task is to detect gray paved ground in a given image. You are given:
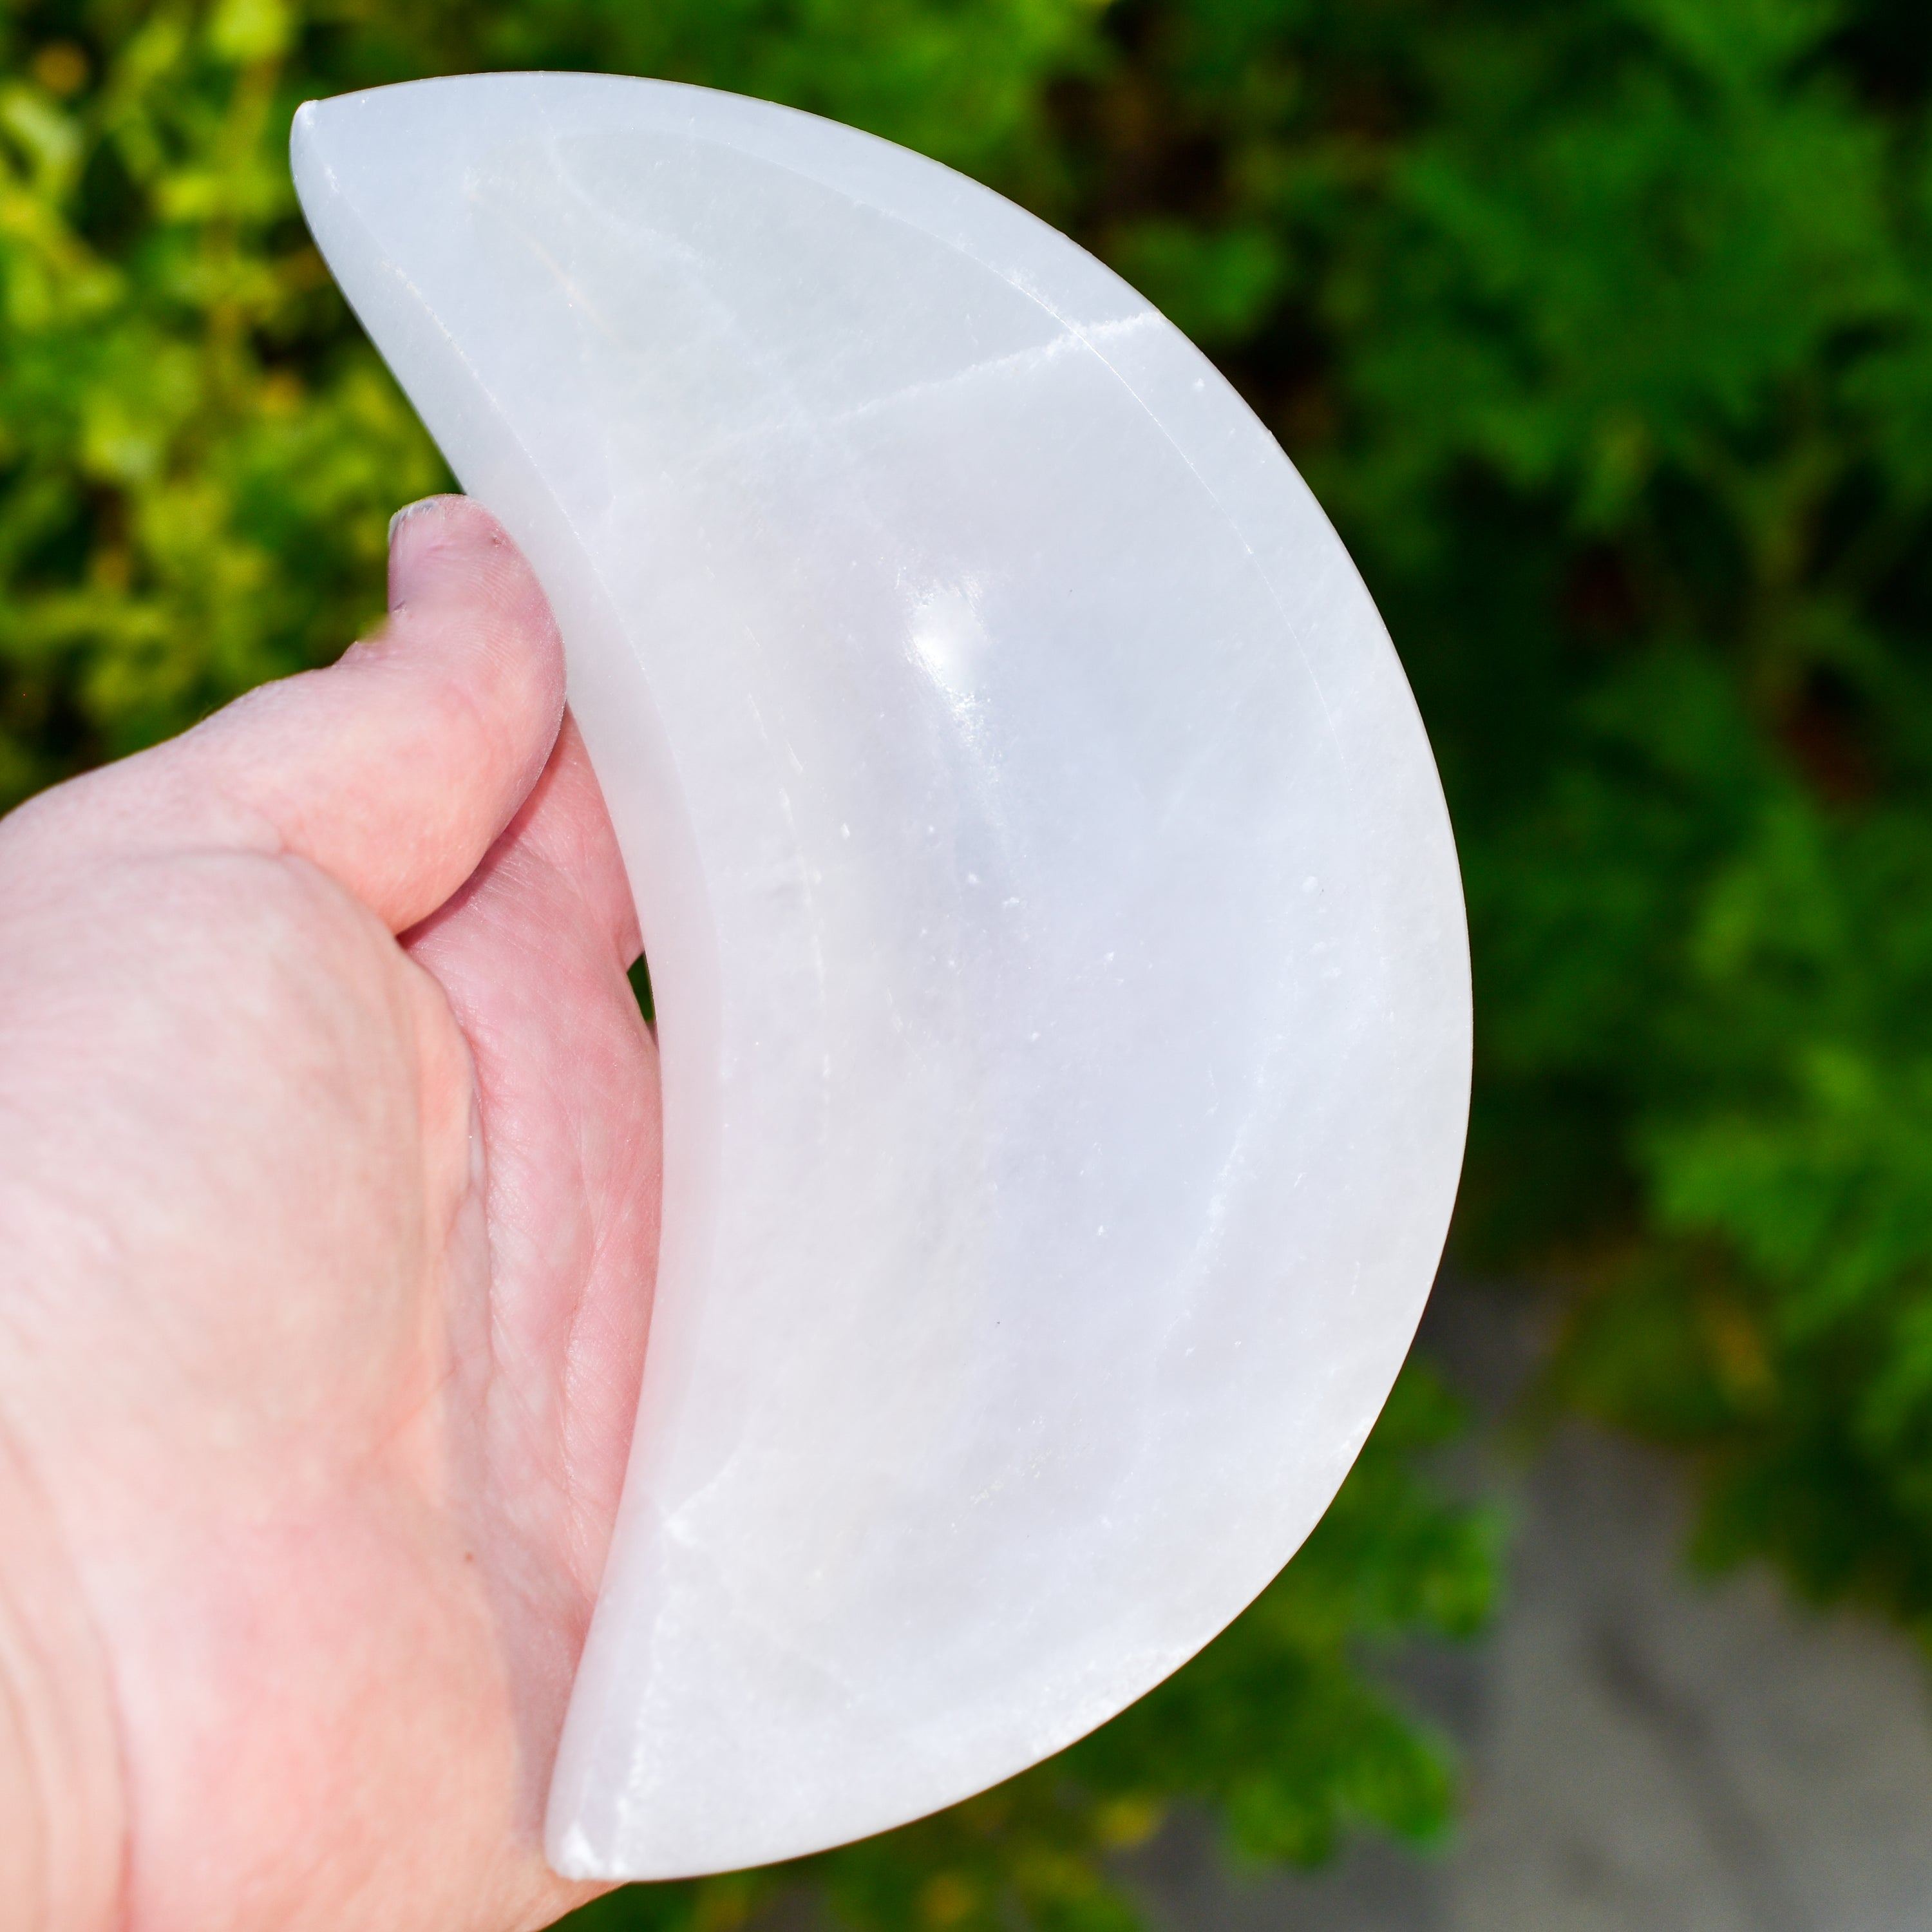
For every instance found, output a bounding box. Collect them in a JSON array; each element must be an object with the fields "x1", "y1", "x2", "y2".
[{"x1": 1122, "y1": 1280, "x2": 1932, "y2": 1932}]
